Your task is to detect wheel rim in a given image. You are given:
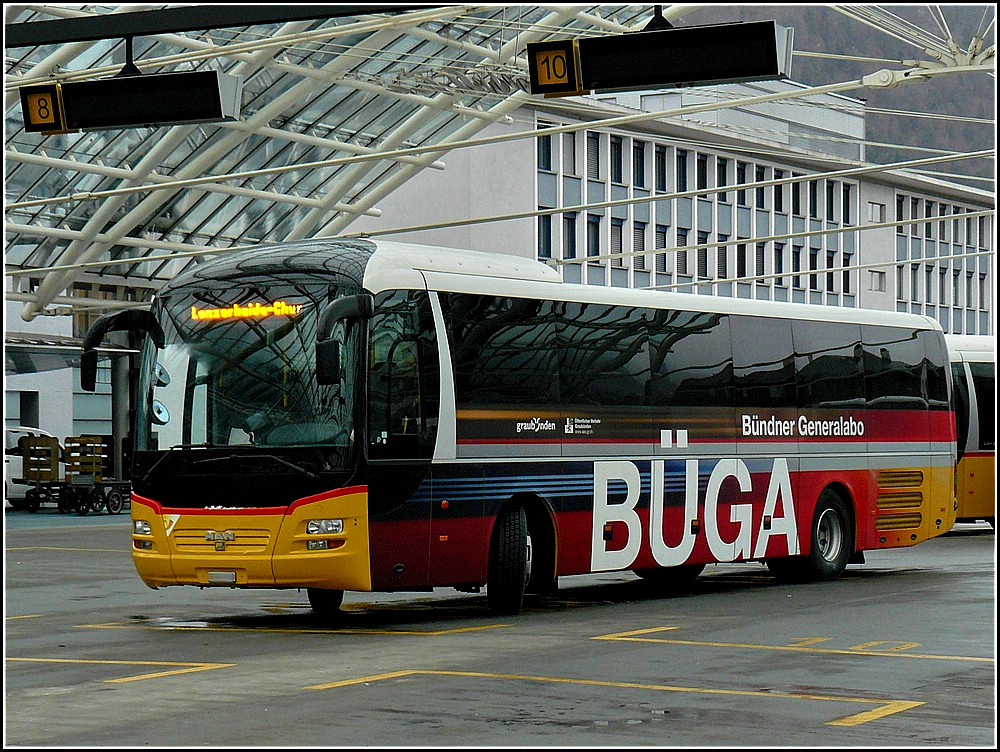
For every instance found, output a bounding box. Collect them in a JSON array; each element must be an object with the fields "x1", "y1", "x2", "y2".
[{"x1": 816, "y1": 508, "x2": 844, "y2": 562}]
